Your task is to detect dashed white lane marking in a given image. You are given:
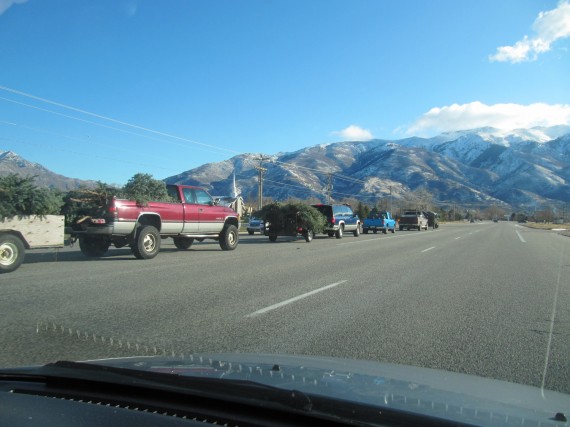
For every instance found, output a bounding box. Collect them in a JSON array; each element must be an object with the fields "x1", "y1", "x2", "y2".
[
  {"x1": 245, "y1": 280, "x2": 348, "y2": 318},
  {"x1": 421, "y1": 246, "x2": 436, "y2": 253},
  {"x1": 516, "y1": 230, "x2": 526, "y2": 243}
]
